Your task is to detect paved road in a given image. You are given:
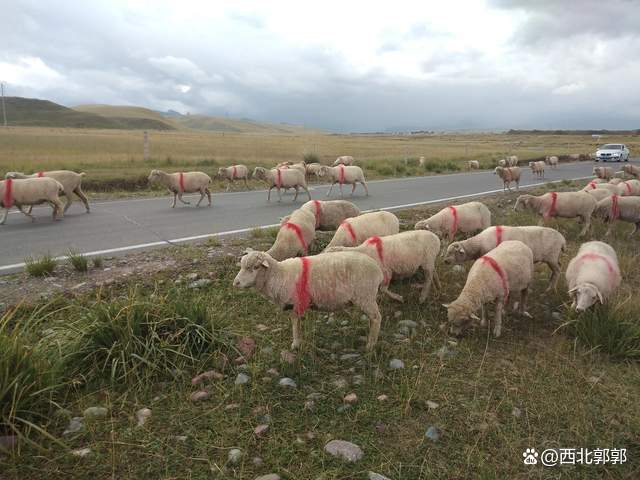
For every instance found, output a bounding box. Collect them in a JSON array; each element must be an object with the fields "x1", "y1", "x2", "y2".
[{"x1": 0, "y1": 160, "x2": 619, "y2": 272}]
